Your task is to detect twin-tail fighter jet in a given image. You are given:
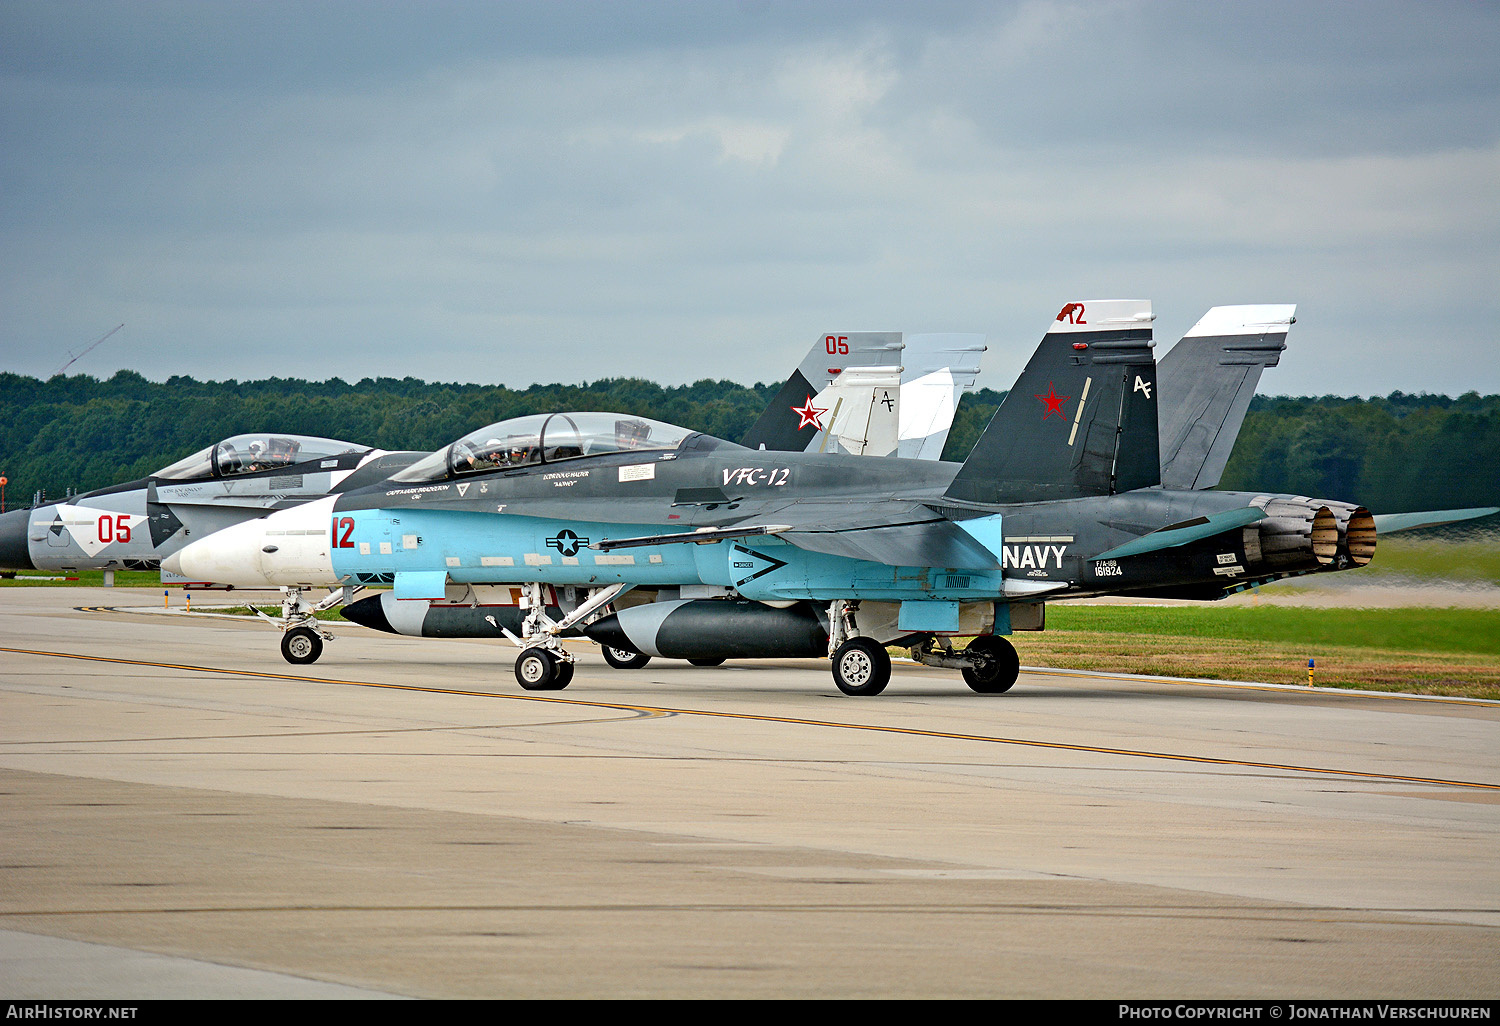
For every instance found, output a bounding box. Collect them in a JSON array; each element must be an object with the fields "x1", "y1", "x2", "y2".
[
  {"x1": 320, "y1": 306, "x2": 1298, "y2": 658},
  {"x1": 165, "y1": 299, "x2": 1494, "y2": 695},
  {"x1": 0, "y1": 434, "x2": 424, "y2": 578}
]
